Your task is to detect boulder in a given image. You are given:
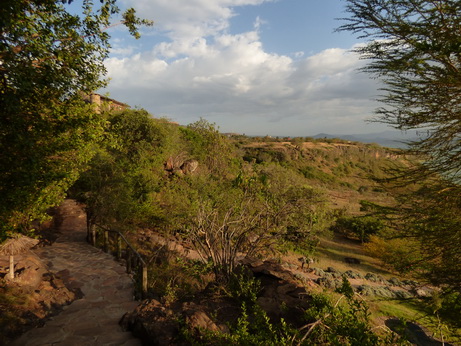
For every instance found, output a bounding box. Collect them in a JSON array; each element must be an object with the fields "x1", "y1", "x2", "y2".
[
  {"x1": 180, "y1": 160, "x2": 199, "y2": 175},
  {"x1": 413, "y1": 287, "x2": 434, "y2": 298},
  {"x1": 182, "y1": 302, "x2": 226, "y2": 333},
  {"x1": 344, "y1": 270, "x2": 364, "y2": 279},
  {"x1": 249, "y1": 261, "x2": 311, "y2": 326},
  {"x1": 365, "y1": 273, "x2": 386, "y2": 283},
  {"x1": 165, "y1": 156, "x2": 184, "y2": 172},
  {"x1": 120, "y1": 299, "x2": 180, "y2": 346},
  {"x1": 316, "y1": 277, "x2": 342, "y2": 290},
  {"x1": 388, "y1": 277, "x2": 404, "y2": 287},
  {"x1": 311, "y1": 267, "x2": 325, "y2": 277}
]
